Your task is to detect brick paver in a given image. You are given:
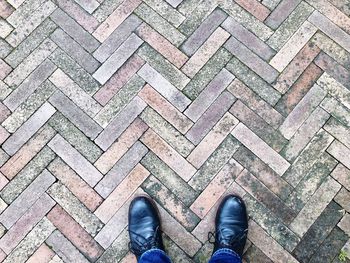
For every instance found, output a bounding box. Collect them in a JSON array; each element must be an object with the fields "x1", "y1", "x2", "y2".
[{"x1": 0, "y1": 0, "x2": 350, "y2": 262}]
